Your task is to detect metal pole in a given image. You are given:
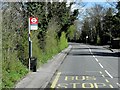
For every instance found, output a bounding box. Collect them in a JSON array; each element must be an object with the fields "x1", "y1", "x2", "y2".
[
  {"x1": 31, "y1": 40, "x2": 32, "y2": 57},
  {"x1": 28, "y1": 18, "x2": 31, "y2": 71}
]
